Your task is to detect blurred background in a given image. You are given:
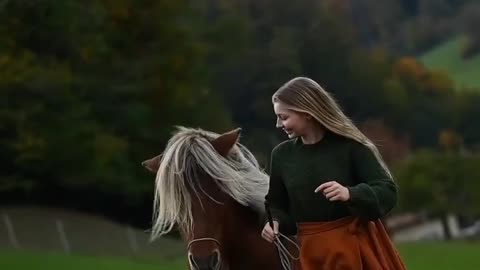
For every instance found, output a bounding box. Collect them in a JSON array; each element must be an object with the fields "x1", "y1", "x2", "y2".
[{"x1": 1, "y1": 0, "x2": 480, "y2": 269}]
